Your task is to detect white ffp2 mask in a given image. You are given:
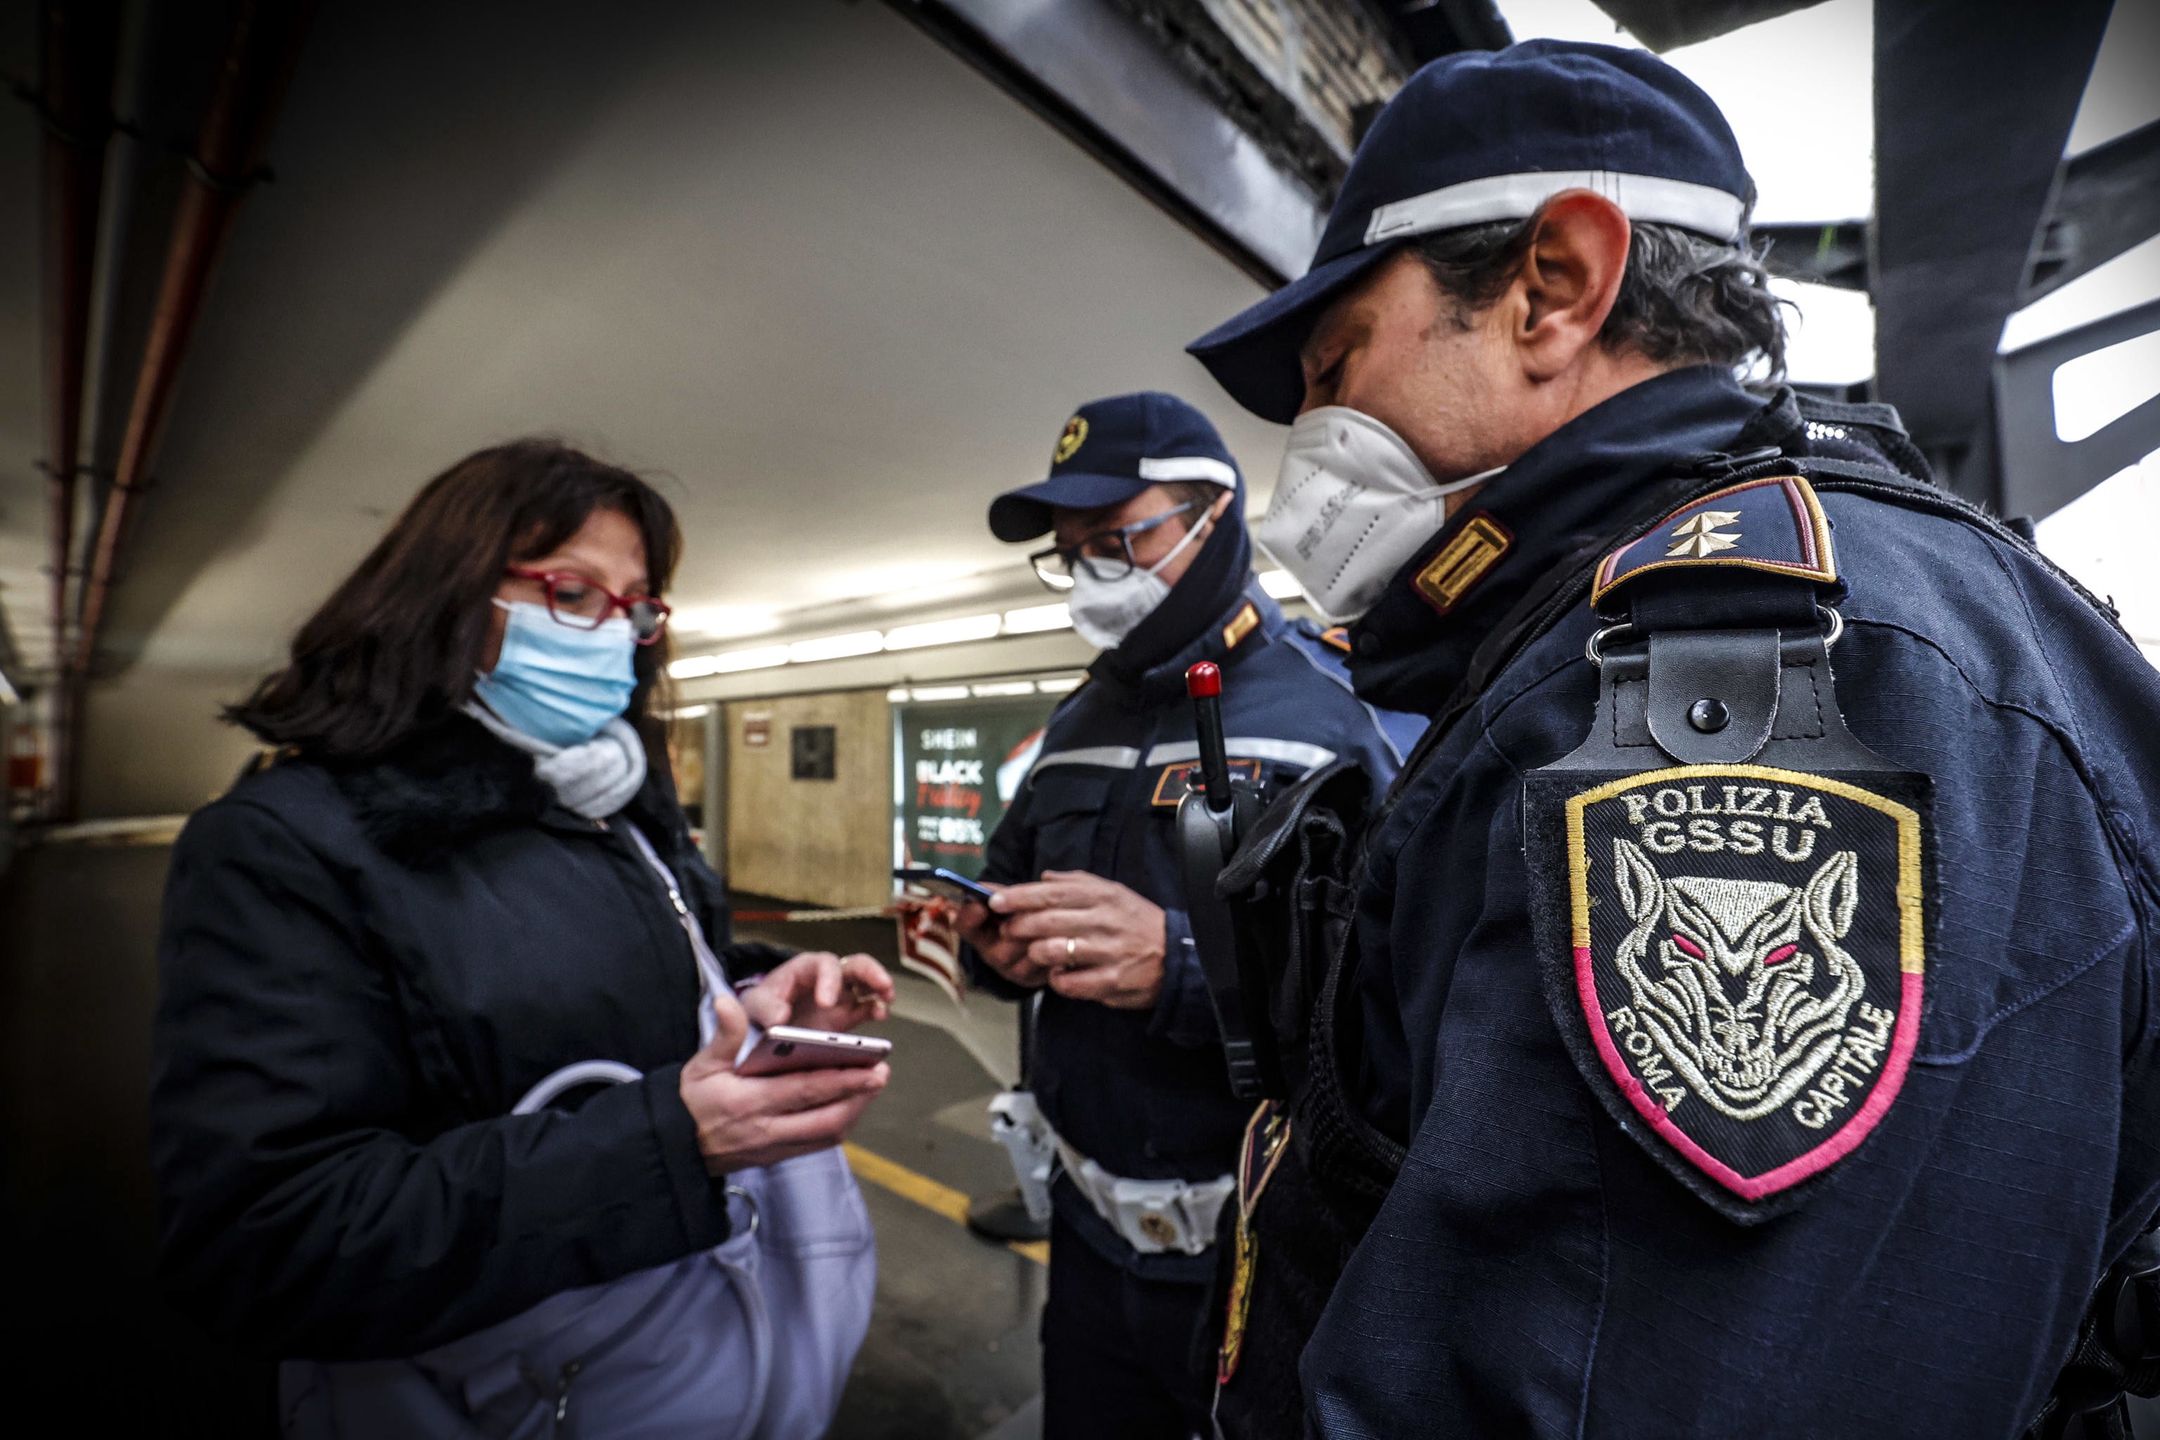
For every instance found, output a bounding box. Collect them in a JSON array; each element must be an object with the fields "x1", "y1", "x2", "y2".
[
  {"x1": 1066, "y1": 506, "x2": 1212, "y2": 650},
  {"x1": 1254, "y1": 406, "x2": 1498, "y2": 623}
]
